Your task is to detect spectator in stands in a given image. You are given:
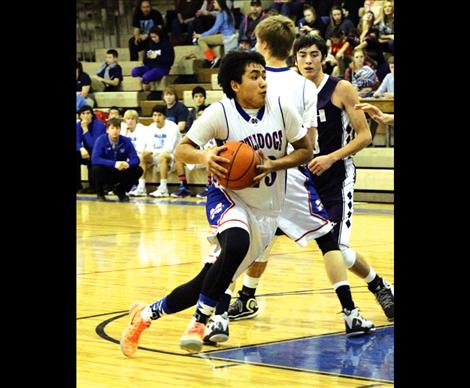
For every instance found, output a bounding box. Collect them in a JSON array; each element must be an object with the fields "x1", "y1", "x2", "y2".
[
  {"x1": 91, "y1": 118, "x2": 143, "y2": 202},
  {"x1": 297, "y1": 4, "x2": 326, "y2": 38},
  {"x1": 378, "y1": 0, "x2": 393, "y2": 54},
  {"x1": 354, "y1": 10, "x2": 387, "y2": 79},
  {"x1": 193, "y1": 0, "x2": 235, "y2": 68},
  {"x1": 163, "y1": 86, "x2": 189, "y2": 133},
  {"x1": 325, "y1": 5, "x2": 356, "y2": 41},
  {"x1": 238, "y1": 0, "x2": 267, "y2": 49},
  {"x1": 373, "y1": 55, "x2": 393, "y2": 97},
  {"x1": 108, "y1": 106, "x2": 122, "y2": 120},
  {"x1": 91, "y1": 49, "x2": 123, "y2": 92},
  {"x1": 271, "y1": 0, "x2": 292, "y2": 17},
  {"x1": 239, "y1": 35, "x2": 252, "y2": 51},
  {"x1": 191, "y1": 0, "x2": 217, "y2": 35},
  {"x1": 119, "y1": 109, "x2": 151, "y2": 197},
  {"x1": 131, "y1": 26, "x2": 175, "y2": 91},
  {"x1": 129, "y1": 0, "x2": 164, "y2": 61},
  {"x1": 76, "y1": 105, "x2": 106, "y2": 193},
  {"x1": 170, "y1": 86, "x2": 210, "y2": 198},
  {"x1": 145, "y1": 106, "x2": 182, "y2": 198},
  {"x1": 347, "y1": 48, "x2": 379, "y2": 97},
  {"x1": 358, "y1": 0, "x2": 383, "y2": 25},
  {"x1": 171, "y1": 0, "x2": 204, "y2": 44},
  {"x1": 326, "y1": 29, "x2": 353, "y2": 77},
  {"x1": 76, "y1": 61, "x2": 94, "y2": 108}
]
